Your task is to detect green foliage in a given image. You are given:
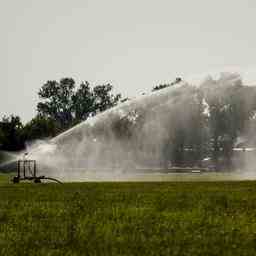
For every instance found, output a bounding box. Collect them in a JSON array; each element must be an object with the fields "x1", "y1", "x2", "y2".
[
  {"x1": 37, "y1": 78, "x2": 76, "y2": 129},
  {"x1": 37, "y1": 78, "x2": 122, "y2": 130},
  {"x1": 23, "y1": 115, "x2": 59, "y2": 141},
  {"x1": 1, "y1": 181, "x2": 256, "y2": 255},
  {"x1": 93, "y1": 84, "x2": 121, "y2": 113},
  {"x1": 0, "y1": 115, "x2": 24, "y2": 151},
  {"x1": 0, "y1": 78, "x2": 122, "y2": 150},
  {"x1": 72, "y1": 81, "x2": 94, "y2": 122},
  {"x1": 0, "y1": 127, "x2": 4, "y2": 146}
]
